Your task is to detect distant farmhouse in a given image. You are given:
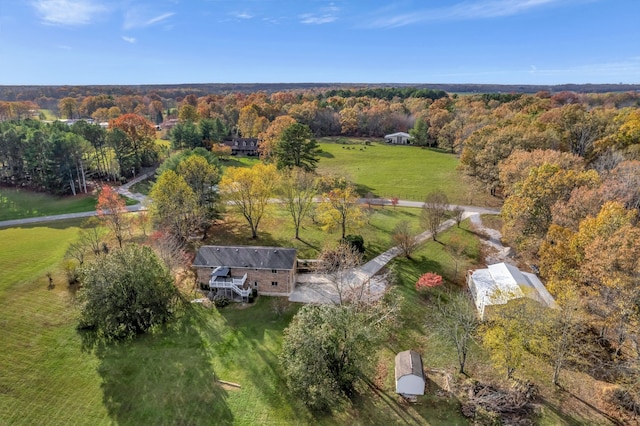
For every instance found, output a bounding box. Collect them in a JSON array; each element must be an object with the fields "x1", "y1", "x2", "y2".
[
  {"x1": 467, "y1": 262, "x2": 556, "y2": 319},
  {"x1": 384, "y1": 132, "x2": 411, "y2": 145},
  {"x1": 193, "y1": 246, "x2": 297, "y2": 299},
  {"x1": 223, "y1": 137, "x2": 260, "y2": 156}
]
